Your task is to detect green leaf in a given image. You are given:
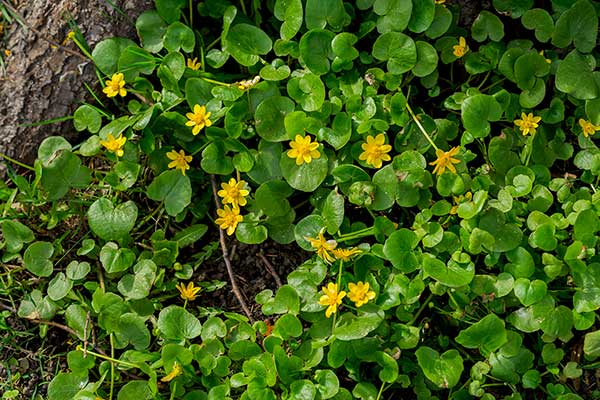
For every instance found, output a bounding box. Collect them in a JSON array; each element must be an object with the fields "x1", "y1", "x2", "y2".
[
  {"x1": 461, "y1": 94, "x2": 503, "y2": 138},
  {"x1": 555, "y1": 50, "x2": 599, "y2": 100},
  {"x1": 117, "y1": 381, "x2": 153, "y2": 400},
  {"x1": 408, "y1": 0, "x2": 435, "y2": 33},
  {"x1": 290, "y1": 380, "x2": 316, "y2": 400},
  {"x1": 471, "y1": 10, "x2": 505, "y2": 42},
  {"x1": 299, "y1": 29, "x2": 335, "y2": 75},
  {"x1": 117, "y1": 45, "x2": 156, "y2": 81},
  {"x1": 415, "y1": 347, "x2": 464, "y2": 389},
  {"x1": 92, "y1": 37, "x2": 136, "y2": 75},
  {"x1": 73, "y1": 105, "x2": 102, "y2": 133},
  {"x1": 164, "y1": 22, "x2": 195, "y2": 53},
  {"x1": 1, "y1": 220, "x2": 34, "y2": 253},
  {"x1": 260, "y1": 60, "x2": 292, "y2": 81},
  {"x1": 374, "y1": 0, "x2": 412, "y2": 33},
  {"x1": 236, "y1": 223, "x2": 268, "y2": 244},
  {"x1": 47, "y1": 372, "x2": 88, "y2": 400},
  {"x1": 155, "y1": 0, "x2": 186, "y2": 23},
  {"x1": 375, "y1": 351, "x2": 399, "y2": 383},
  {"x1": 41, "y1": 150, "x2": 92, "y2": 200},
  {"x1": 48, "y1": 272, "x2": 72, "y2": 301},
  {"x1": 255, "y1": 96, "x2": 296, "y2": 142},
  {"x1": 332, "y1": 32, "x2": 359, "y2": 61},
  {"x1": 413, "y1": 41, "x2": 438, "y2": 77},
  {"x1": 287, "y1": 73, "x2": 325, "y2": 112},
  {"x1": 305, "y1": 0, "x2": 348, "y2": 30},
  {"x1": 262, "y1": 285, "x2": 300, "y2": 315},
  {"x1": 201, "y1": 142, "x2": 234, "y2": 175},
  {"x1": 135, "y1": 11, "x2": 167, "y2": 53},
  {"x1": 225, "y1": 23, "x2": 272, "y2": 66},
  {"x1": 521, "y1": 8, "x2": 554, "y2": 42},
  {"x1": 333, "y1": 311, "x2": 384, "y2": 341},
  {"x1": 23, "y1": 242, "x2": 54, "y2": 277},
  {"x1": 294, "y1": 215, "x2": 326, "y2": 250},
  {"x1": 423, "y1": 254, "x2": 474, "y2": 287},
  {"x1": 583, "y1": 330, "x2": 600, "y2": 359},
  {"x1": 147, "y1": 170, "x2": 192, "y2": 216},
  {"x1": 552, "y1": 0, "x2": 597, "y2": 53},
  {"x1": 100, "y1": 242, "x2": 136, "y2": 274},
  {"x1": 174, "y1": 224, "x2": 208, "y2": 248},
  {"x1": 87, "y1": 198, "x2": 138, "y2": 241},
  {"x1": 118, "y1": 260, "x2": 157, "y2": 300},
  {"x1": 372, "y1": 32, "x2": 417, "y2": 74},
  {"x1": 513, "y1": 278, "x2": 547, "y2": 306},
  {"x1": 280, "y1": 151, "x2": 328, "y2": 192},
  {"x1": 274, "y1": 0, "x2": 303, "y2": 40},
  {"x1": 157, "y1": 305, "x2": 202, "y2": 341},
  {"x1": 66, "y1": 261, "x2": 91, "y2": 281},
  {"x1": 273, "y1": 314, "x2": 303, "y2": 338},
  {"x1": 425, "y1": 4, "x2": 453, "y2": 39},
  {"x1": 456, "y1": 314, "x2": 508, "y2": 355},
  {"x1": 322, "y1": 190, "x2": 345, "y2": 234},
  {"x1": 383, "y1": 229, "x2": 419, "y2": 272}
]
